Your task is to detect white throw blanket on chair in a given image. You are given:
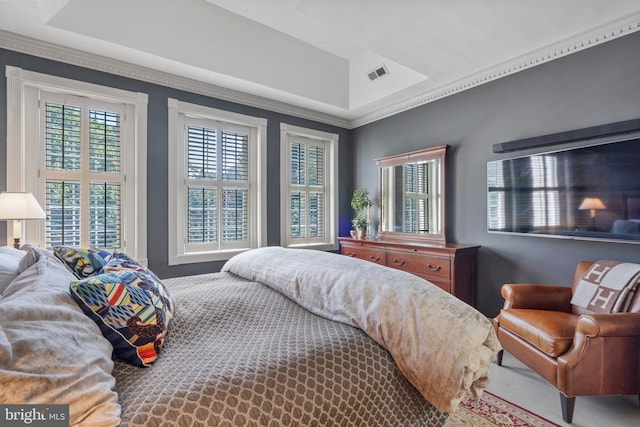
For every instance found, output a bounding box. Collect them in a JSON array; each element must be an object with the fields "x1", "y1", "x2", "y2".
[{"x1": 571, "y1": 260, "x2": 640, "y2": 313}]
